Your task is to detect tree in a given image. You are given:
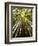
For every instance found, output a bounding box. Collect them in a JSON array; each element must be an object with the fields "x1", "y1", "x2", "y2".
[{"x1": 11, "y1": 8, "x2": 32, "y2": 38}]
